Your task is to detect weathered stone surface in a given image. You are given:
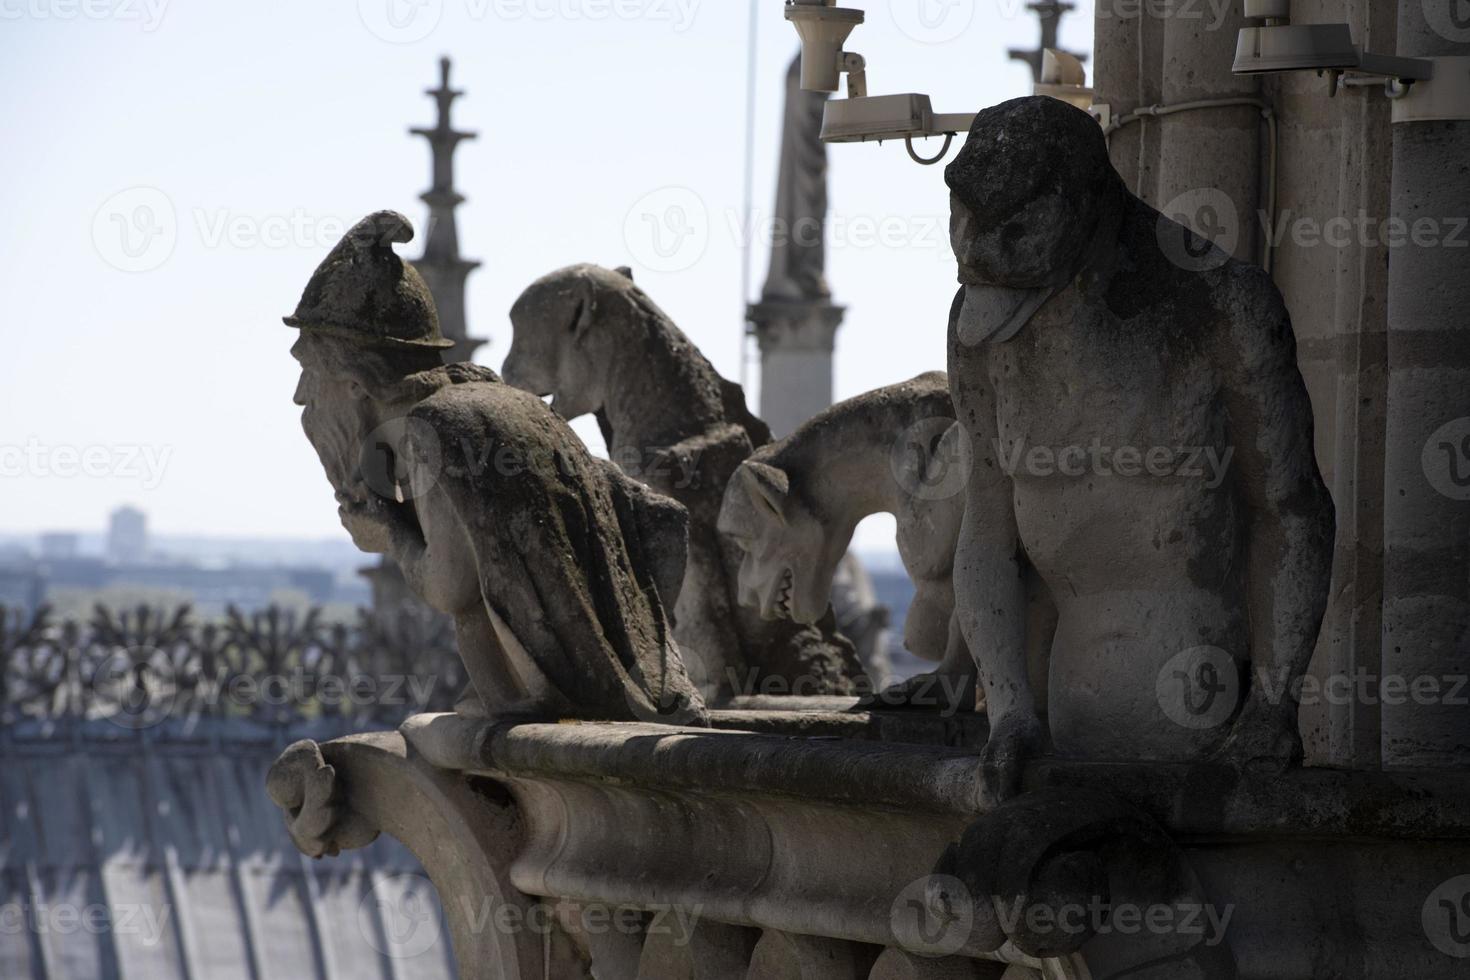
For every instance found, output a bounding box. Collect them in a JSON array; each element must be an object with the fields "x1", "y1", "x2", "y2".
[
  {"x1": 747, "y1": 931, "x2": 878, "y2": 979},
  {"x1": 637, "y1": 919, "x2": 759, "y2": 980},
  {"x1": 938, "y1": 788, "x2": 1230, "y2": 975},
  {"x1": 944, "y1": 97, "x2": 1334, "y2": 802},
  {"x1": 719, "y1": 373, "x2": 1057, "y2": 714},
  {"x1": 502, "y1": 263, "x2": 863, "y2": 698},
  {"x1": 265, "y1": 739, "x2": 380, "y2": 858},
  {"x1": 402, "y1": 715, "x2": 1470, "y2": 977},
  {"x1": 267, "y1": 730, "x2": 590, "y2": 979},
  {"x1": 868, "y1": 948, "x2": 1001, "y2": 979},
  {"x1": 287, "y1": 216, "x2": 707, "y2": 726}
]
